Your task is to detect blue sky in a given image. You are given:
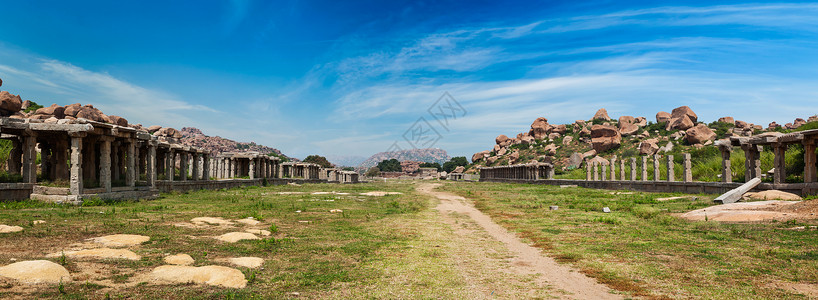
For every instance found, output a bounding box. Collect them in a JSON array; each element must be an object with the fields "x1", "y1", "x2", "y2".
[{"x1": 1, "y1": 1, "x2": 818, "y2": 160}]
